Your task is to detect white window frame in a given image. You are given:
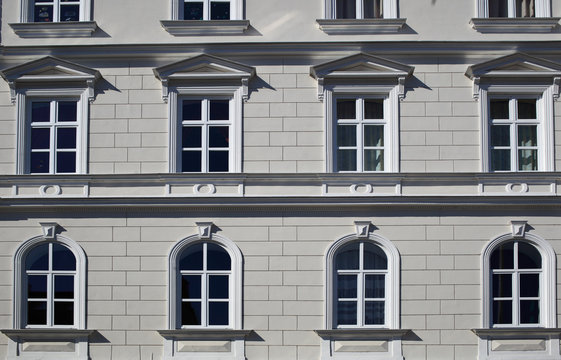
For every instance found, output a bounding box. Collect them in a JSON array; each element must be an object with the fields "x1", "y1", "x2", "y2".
[
  {"x1": 170, "y1": 88, "x2": 242, "y2": 173},
  {"x1": 476, "y1": 0, "x2": 551, "y2": 18},
  {"x1": 16, "y1": 89, "x2": 89, "y2": 175},
  {"x1": 171, "y1": 0, "x2": 241, "y2": 20},
  {"x1": 20, "y1": 0, "x2": 91, "y2": 22},
  {"x1": 324, "y1": 0, "x2": 397, "y2": 18}
]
